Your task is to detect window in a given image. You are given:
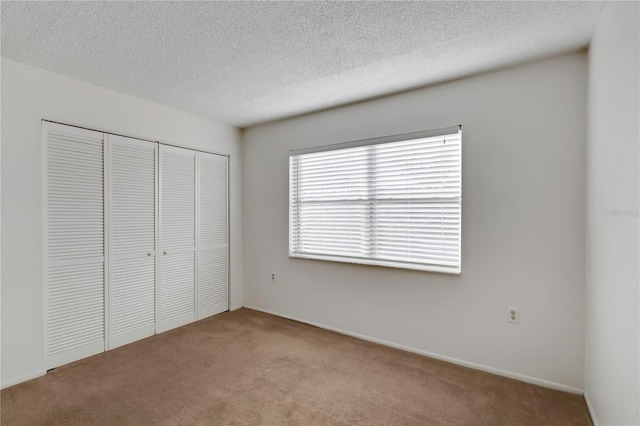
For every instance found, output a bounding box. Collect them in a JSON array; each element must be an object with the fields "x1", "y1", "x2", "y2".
[{"x1": 289, "y1": 125, "x2": 461, "y2": 274}]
